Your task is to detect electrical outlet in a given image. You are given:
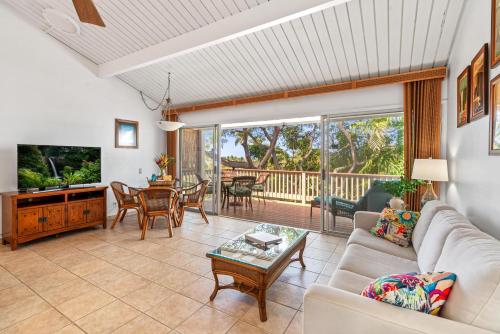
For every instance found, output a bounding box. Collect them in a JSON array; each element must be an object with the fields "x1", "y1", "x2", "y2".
[
  {"x1": 138, "y1": 168, "x2": 142, "y2": 174},
  {"x1": 112, "y1": 202, "x2": 117, "y2": 208}
]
